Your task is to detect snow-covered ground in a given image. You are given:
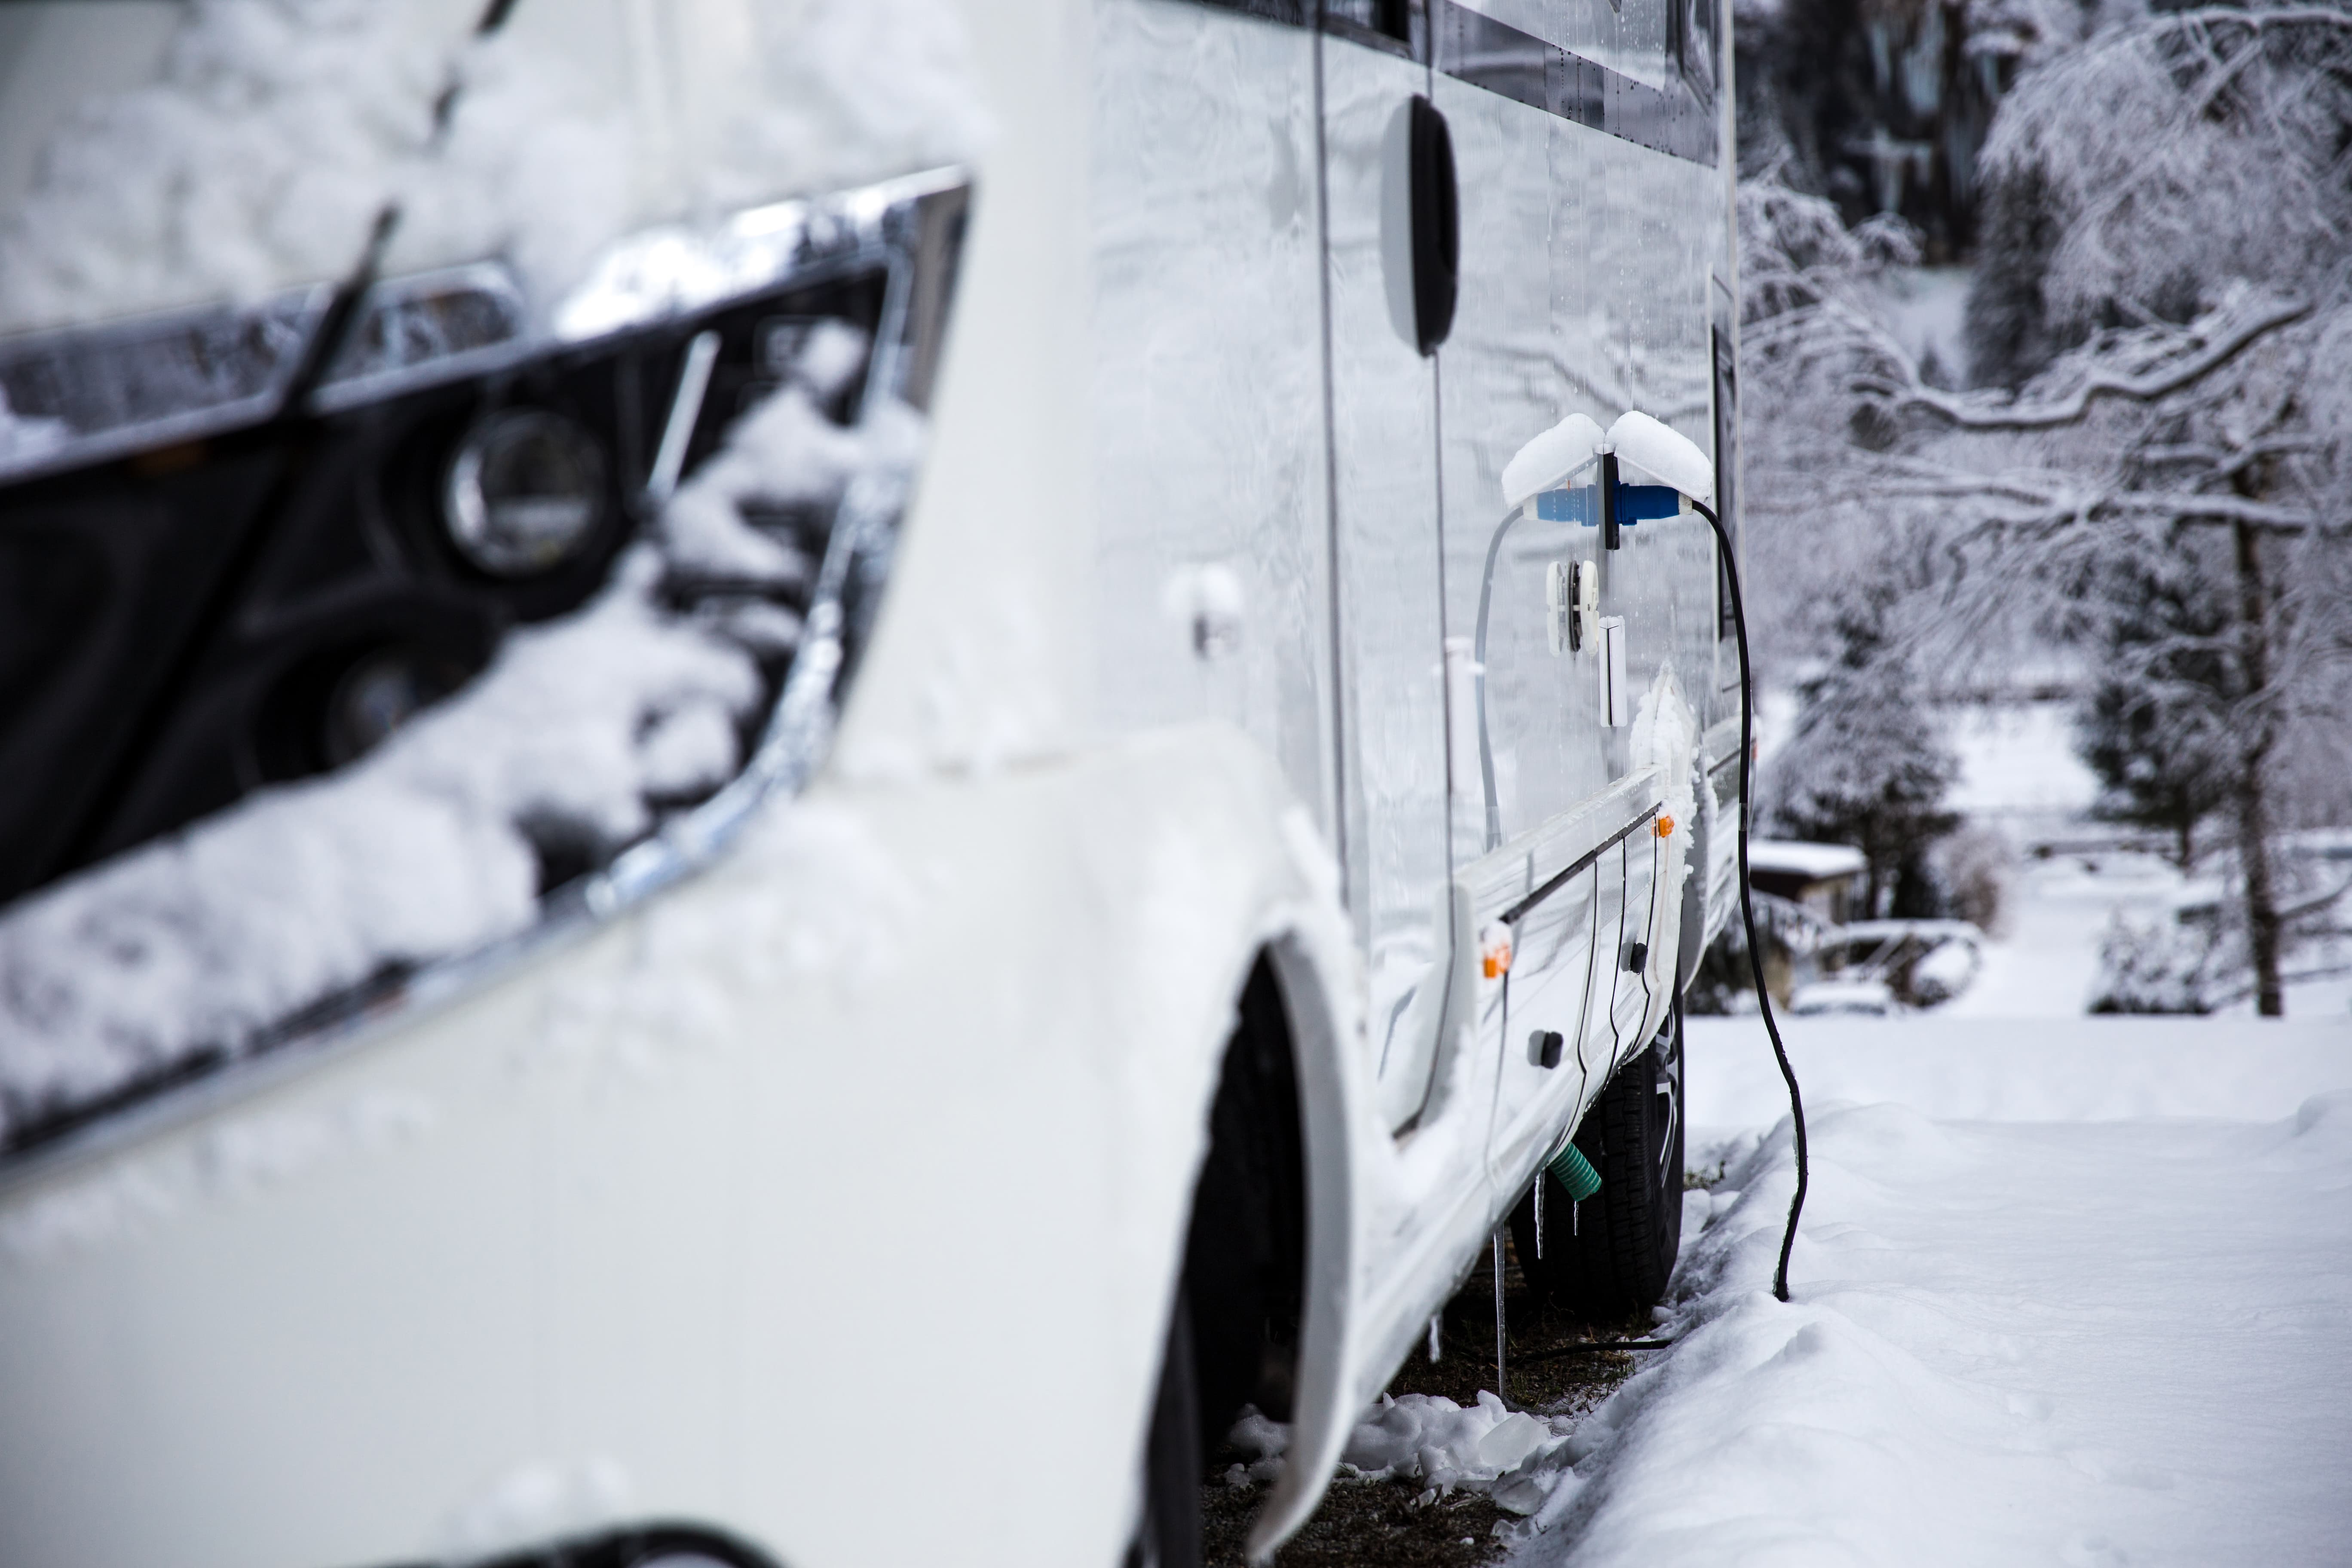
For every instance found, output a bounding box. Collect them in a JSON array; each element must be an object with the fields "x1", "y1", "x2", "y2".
[
  {"x1": 1485, "y1": 893, "x2": 2352, "y2": 1562},
  {"x1": 1941, "y1": 698, "x2": 2101, "y2": 835},
  {"x1": 1949, "y1": 851, "x2": 2193, "y2": 1019},
  {"x1": 1514, "y1": 1045, "x2": 2352, "y2": 1565}
]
